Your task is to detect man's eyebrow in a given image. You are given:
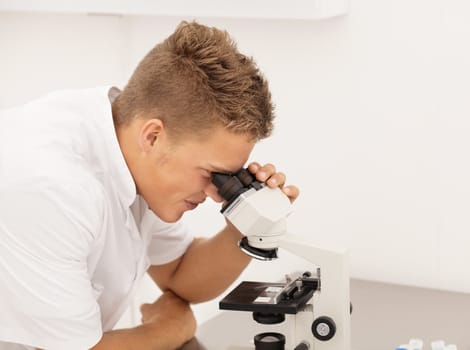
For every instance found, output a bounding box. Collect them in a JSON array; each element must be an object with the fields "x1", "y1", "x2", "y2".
[{"x1": 209, "y1": 165, "x2": 241, "y2": 175}]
